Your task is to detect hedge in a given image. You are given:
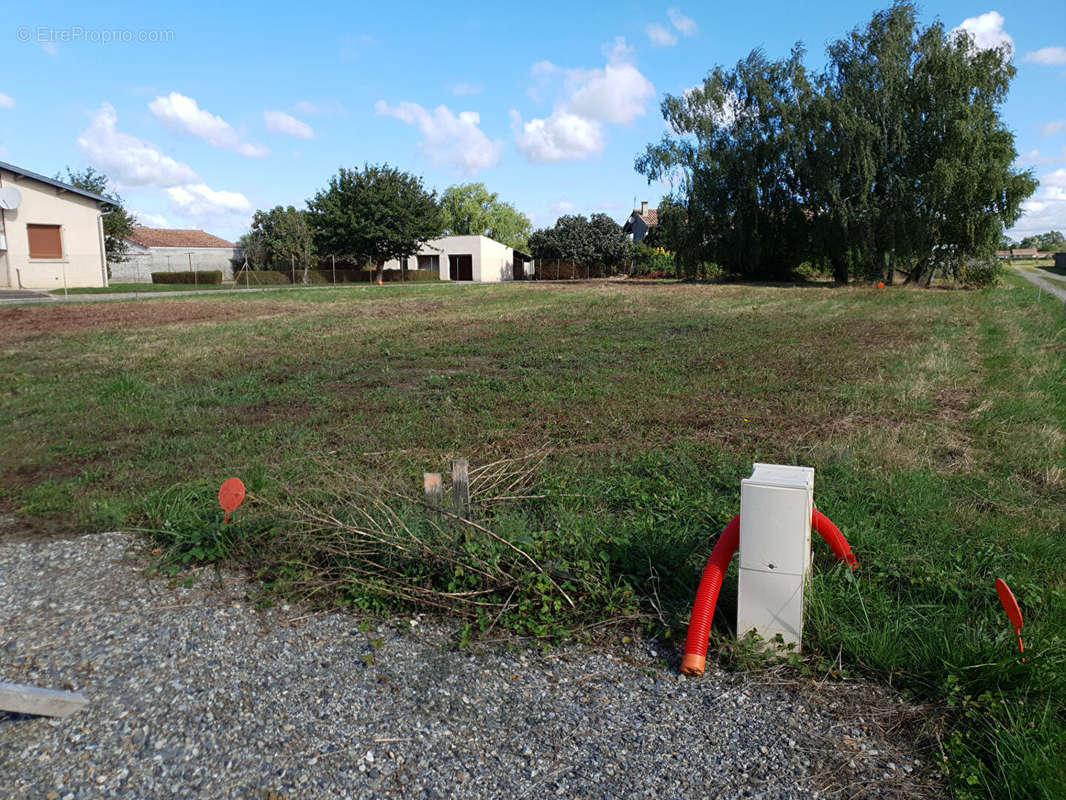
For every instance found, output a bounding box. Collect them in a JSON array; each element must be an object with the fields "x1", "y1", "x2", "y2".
[
  {"x1": 233, "y1": 268, "x2": 441, "y2": 285},
  {"x1": 234, "y1": 270, "x2": 292, "y2": 285},
  {"x1": 302, "y1": 269, "x2": 441, "y2": 284},
  {"x1": 151, "y1": 270, "x2": 223, "y2": 285}
]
